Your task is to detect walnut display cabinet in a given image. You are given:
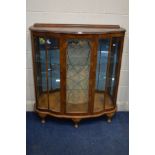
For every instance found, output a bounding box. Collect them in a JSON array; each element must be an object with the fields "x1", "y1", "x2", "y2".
[{"x1": 30, "y1": 23, "x2": 125, "y2": 128}]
